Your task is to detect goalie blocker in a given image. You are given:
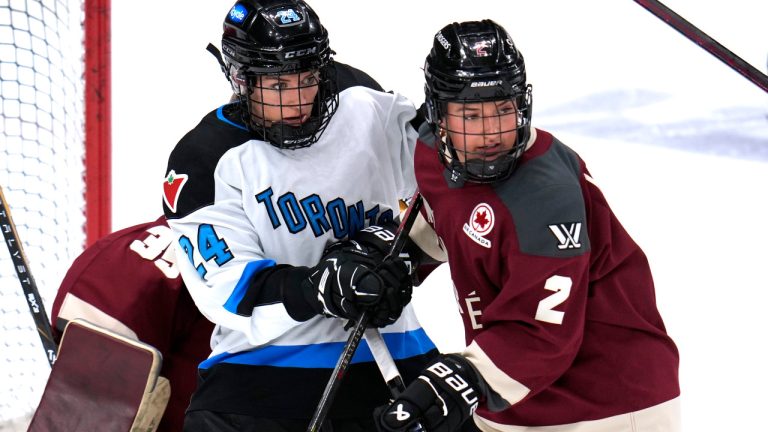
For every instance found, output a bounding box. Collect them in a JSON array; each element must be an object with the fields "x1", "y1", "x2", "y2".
[{"x1": 28, "y1": 319, "x2": 170, "y2": 431}]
